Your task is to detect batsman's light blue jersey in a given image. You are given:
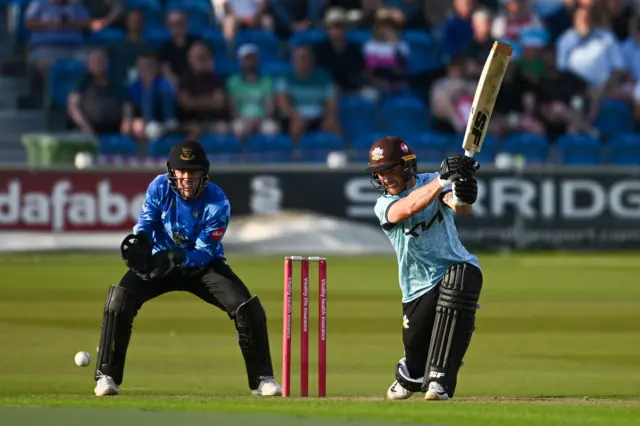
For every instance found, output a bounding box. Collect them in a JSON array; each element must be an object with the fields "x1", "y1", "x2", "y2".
[
  {"x1": 133, "y1": 174, "x2": 230, "y2": 269},
  {"x1": 374, "y1": 172, "x2": 480, "y2": 303}
]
